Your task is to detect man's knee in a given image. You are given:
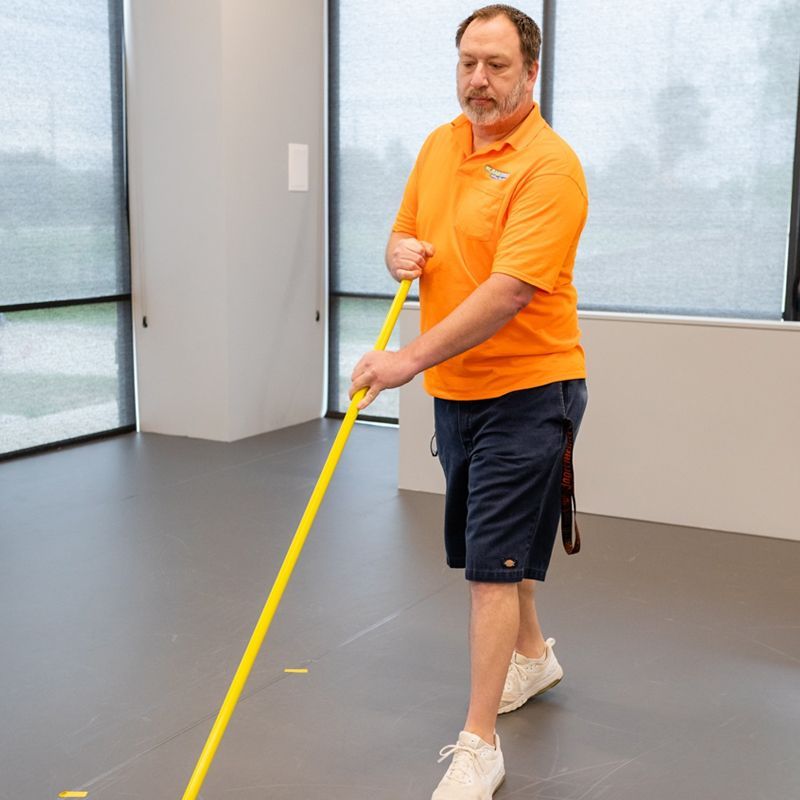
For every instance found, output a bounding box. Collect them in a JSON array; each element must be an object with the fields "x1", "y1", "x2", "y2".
[{"x1": 469, "y1": 580, "x2": 519, "y2": 603}]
